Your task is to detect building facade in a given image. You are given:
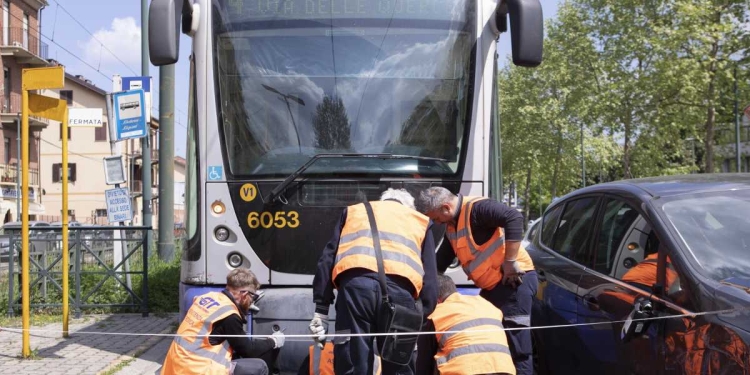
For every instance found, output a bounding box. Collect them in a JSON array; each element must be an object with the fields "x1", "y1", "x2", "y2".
[
  {"x1": 0, "y1": 0, "x2": 49, "y2": 223},
  {"x1": 40, "y1": 69, "x2": 160, "y2": 226}
]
